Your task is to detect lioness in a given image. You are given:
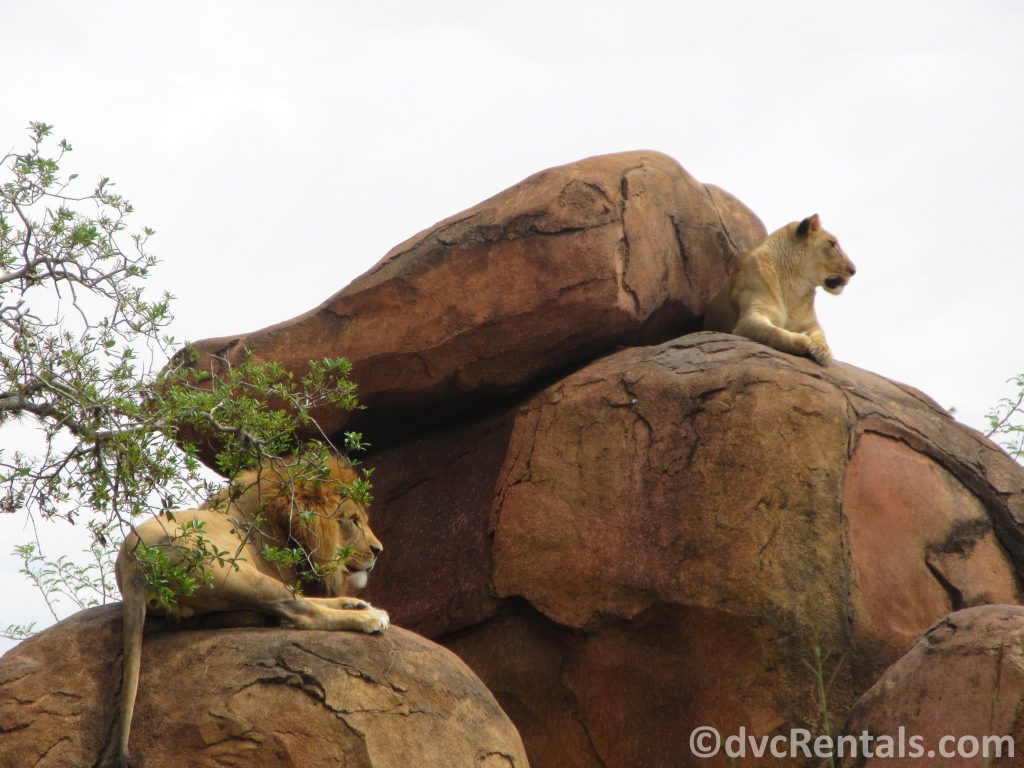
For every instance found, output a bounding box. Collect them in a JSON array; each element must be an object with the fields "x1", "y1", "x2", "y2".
[
  {"x1": 106, "y1": 454, "x2": 388, "y2": 767},
  {"x1": 703, "y1": 214, "x2": 856, "y2": 365}
]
